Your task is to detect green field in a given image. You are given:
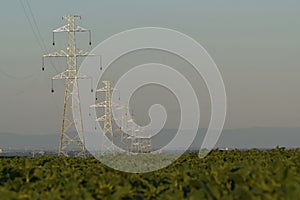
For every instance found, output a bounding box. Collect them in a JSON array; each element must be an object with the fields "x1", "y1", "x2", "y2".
[{"x1": 0, "y1": 148, "x2": 300, "y2": 199}]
